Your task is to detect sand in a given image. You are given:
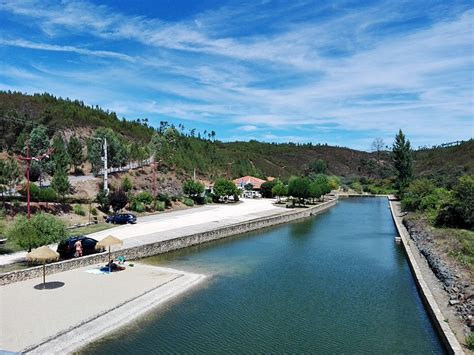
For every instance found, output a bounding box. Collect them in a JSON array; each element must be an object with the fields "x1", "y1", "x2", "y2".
[{"x1": 0, "y1": 263, "x2": 205, "y2": 353}]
